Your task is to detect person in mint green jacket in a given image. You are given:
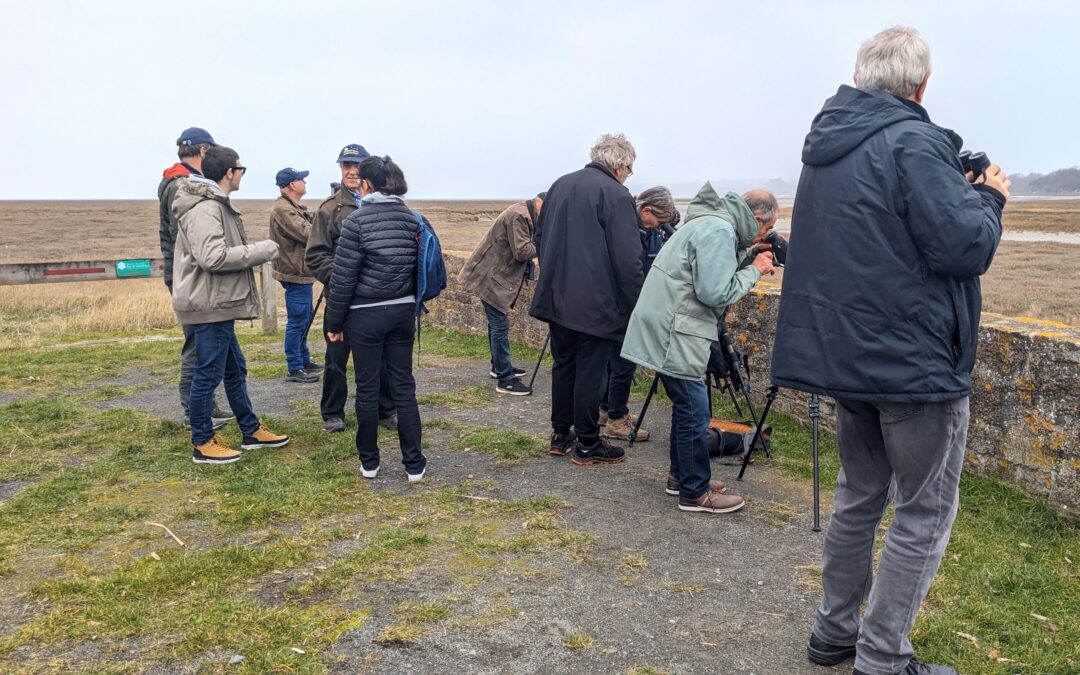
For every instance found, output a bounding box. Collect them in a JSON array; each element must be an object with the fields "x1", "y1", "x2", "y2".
[{"x1": 621, "y1": 183, "x2": 777, "y2": 514}]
